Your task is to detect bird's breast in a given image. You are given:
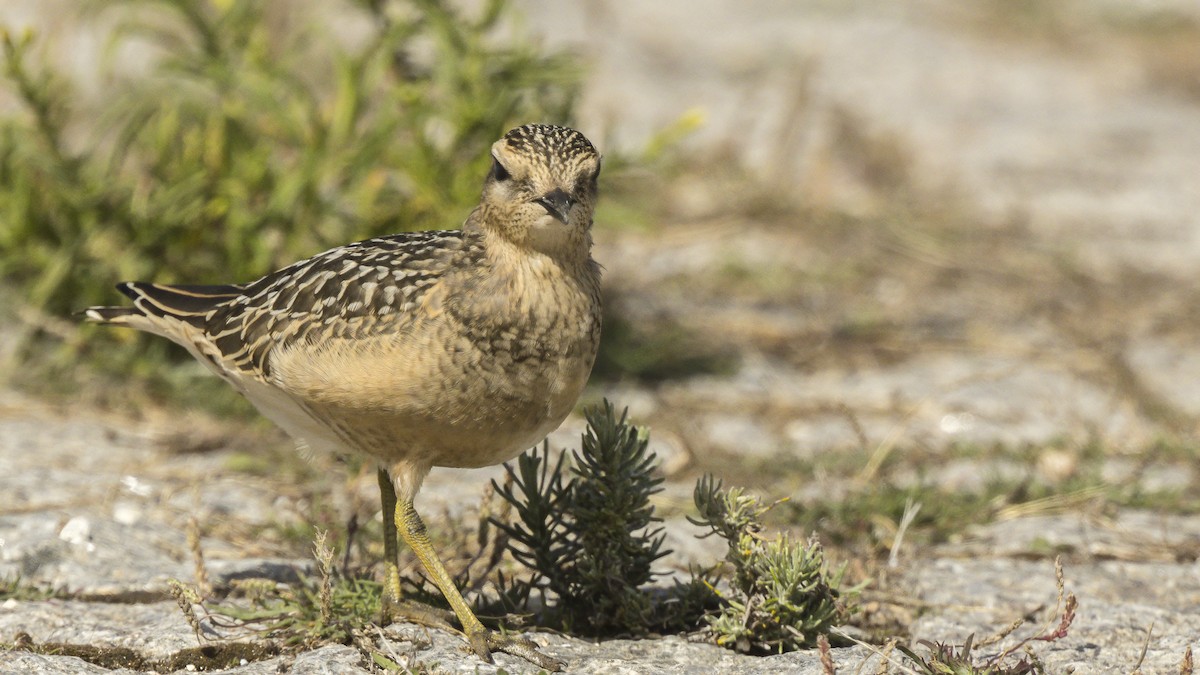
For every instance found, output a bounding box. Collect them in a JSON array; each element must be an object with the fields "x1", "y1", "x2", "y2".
[{"x1": 268, "y1": 260, "x2": 601, "y2": 468}]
